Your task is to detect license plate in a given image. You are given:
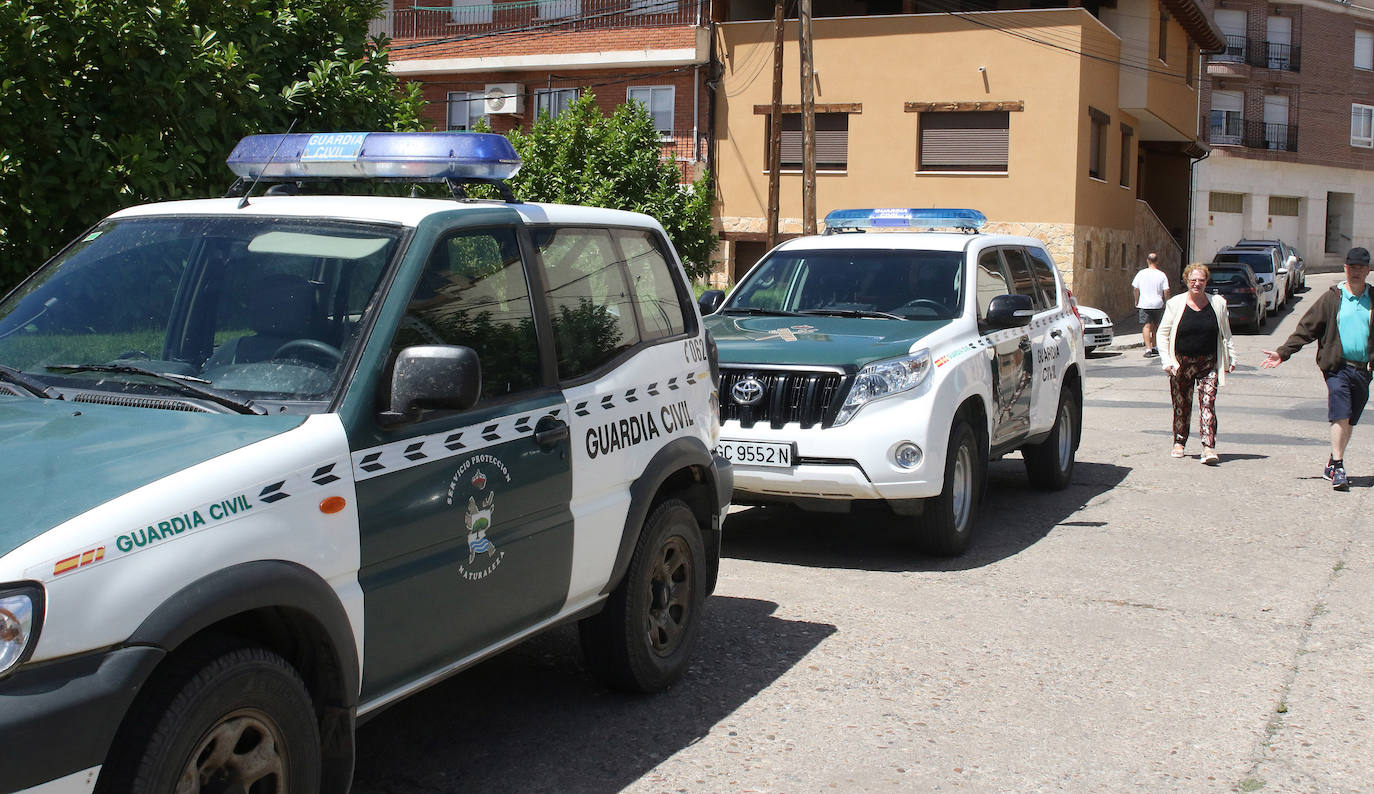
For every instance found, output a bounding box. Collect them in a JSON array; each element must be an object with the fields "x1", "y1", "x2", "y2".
[{"x1": 714, "y1": 439, "x2": 795, "y2": 468}]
